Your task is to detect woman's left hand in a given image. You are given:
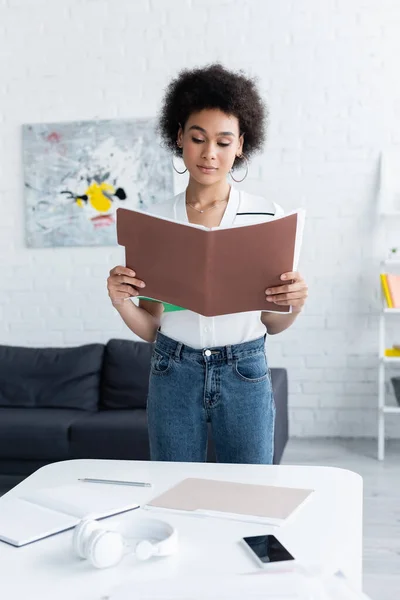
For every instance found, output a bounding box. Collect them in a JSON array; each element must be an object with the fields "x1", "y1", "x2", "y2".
[{"x1": 265, "y1": 271, "x2": 308, "y2": 313}]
